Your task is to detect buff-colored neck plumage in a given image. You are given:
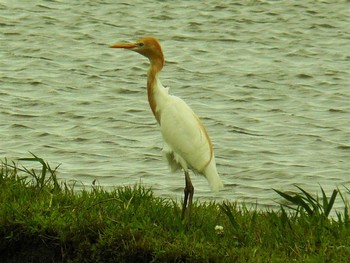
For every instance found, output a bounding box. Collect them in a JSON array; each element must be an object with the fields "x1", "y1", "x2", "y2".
[
  {"x1": 110, "y1": 37, "x2": 166, "y2": 123},
  {"x1": 140, "y1": 38, "x2": 165, "y2": 124}
]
